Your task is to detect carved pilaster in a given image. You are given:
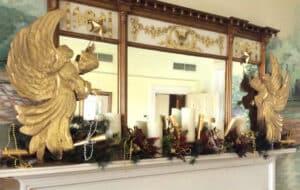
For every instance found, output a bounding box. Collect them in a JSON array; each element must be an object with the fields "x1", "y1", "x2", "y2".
[
  {"x1": 224, "y1": 25, "x2": 236, "y2": 128},
  {"x1": 47, "y1": 0, "x2": 59, "y2": 47},
  {"x1": 118, "y1": 10, "x2": 128, "y2": 134},
  {"x1": 259, "y1": 34, "x2": 271, "y2": 76}
]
